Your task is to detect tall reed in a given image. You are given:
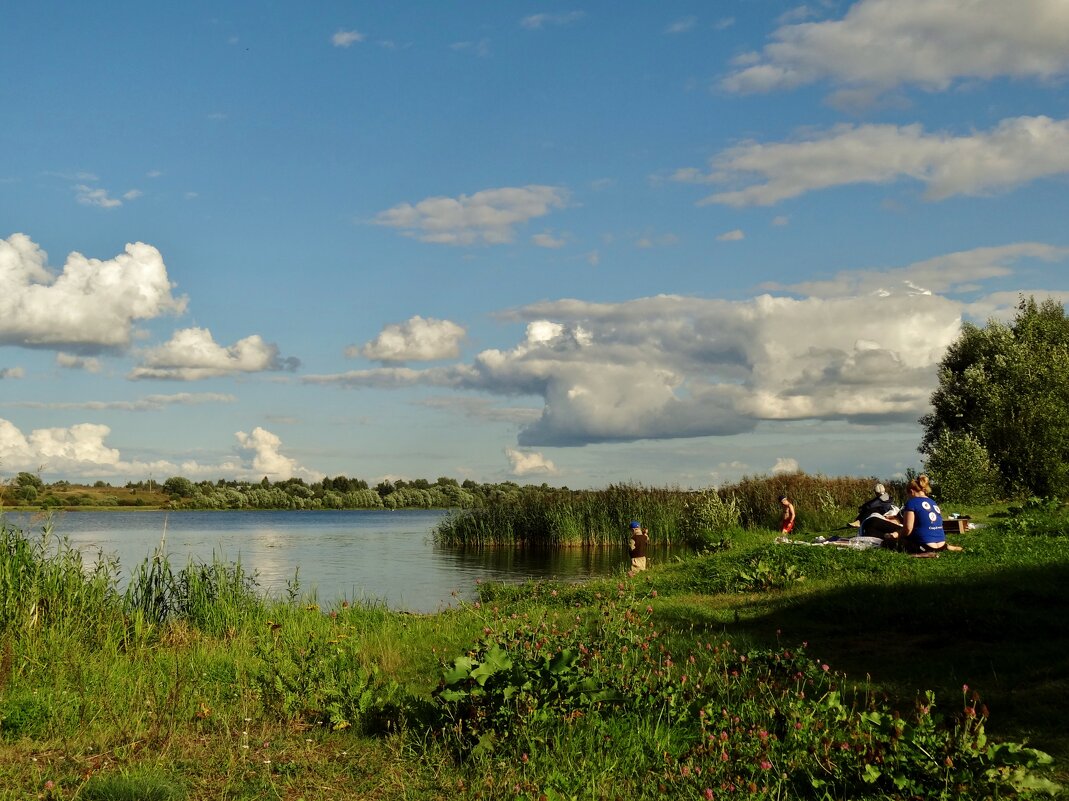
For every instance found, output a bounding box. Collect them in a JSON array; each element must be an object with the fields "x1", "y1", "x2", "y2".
[
  {"x1": 434, "y1": 473, "x2": 907, "y2": 546},
  {"x1": 0, "y1": 516, "x2": 119, "y2": 638},
  {"x1": 435, "y1": 483, "x2": 694, "y2": 547}
]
